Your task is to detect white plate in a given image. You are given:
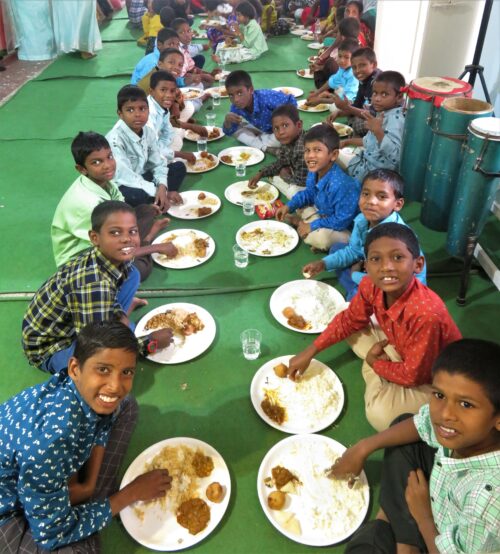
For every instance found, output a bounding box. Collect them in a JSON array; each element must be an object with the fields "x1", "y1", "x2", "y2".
[
  {"x1": 167, "y1": 191, "x2": 221, "y2": 220},
  {"x1": 185, "y1": 152, "x2": 219, "y2": 173},
  {"x1": 220, "y1": 41, "x2": 242, "y2": 50},
  {"x1": 224, "y1": 181, "x2": 279, "y2": 206},
  {"x1": 218, "y1": 146, "x2": 265, "y2": 167},
  {"x1": 236, "y1": 220, "x2": 298, "y2": 257},
  {"x1": 202, "y1": 17, "x2": 225, "y2": 26},
  {"x1": 258, "y1": 434, "x2": 369, "y2": 546},
  {"x1": 135, "y1": 303, "x2": 216, "y2": 364},
  {"x1": 296, "y1": 68, "x2": 314, "y2": 79},
  {"x1": 272, "y1": 86, "x2": 304, "y2": 98},
  {"x1": 290, "y1": 28, "x2": 308, "y2": 36},
  {"x1": 192, "y1": 30, "x2": 208, "y2": 39},
  {"x1": 297, "y1": 100, "x2": 329, "y2": 113},
  {"x1": 300, "y1": 33, "x2": 315, "y2": 41},
  {"x1": 332, "y1": 122, "x2": 354, "y2": 137},
  {"x1": 180, "y1": 87, "x2": 203, "y2": 101},
  {"x1": 152, "y1": 229, "x2": 215, "y2": 269},
  {"x1": 251, "y1": 355, "x2": 344, "y2": 433},
  {"x1": 307, "y1": 42, "x2": 323, "y2": 50},
  {"x1": 270, "y1": 279, "x2": 346, "y2": 334},
  {"x1": 214, "y1": 70, "x2": 230, "y2": 81},
  {"x1": 307, "y1": 55, "x2": 317, "y2": 63},
  {"x1": 120, "y1": 437, "x2": 230, "y2": 550},
  {"x1": 184, "y1": 126, "x2": 225, "y2": 142},
  {"x1": 204, "y1": 85, "x2": 229, "y2": 97}
]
